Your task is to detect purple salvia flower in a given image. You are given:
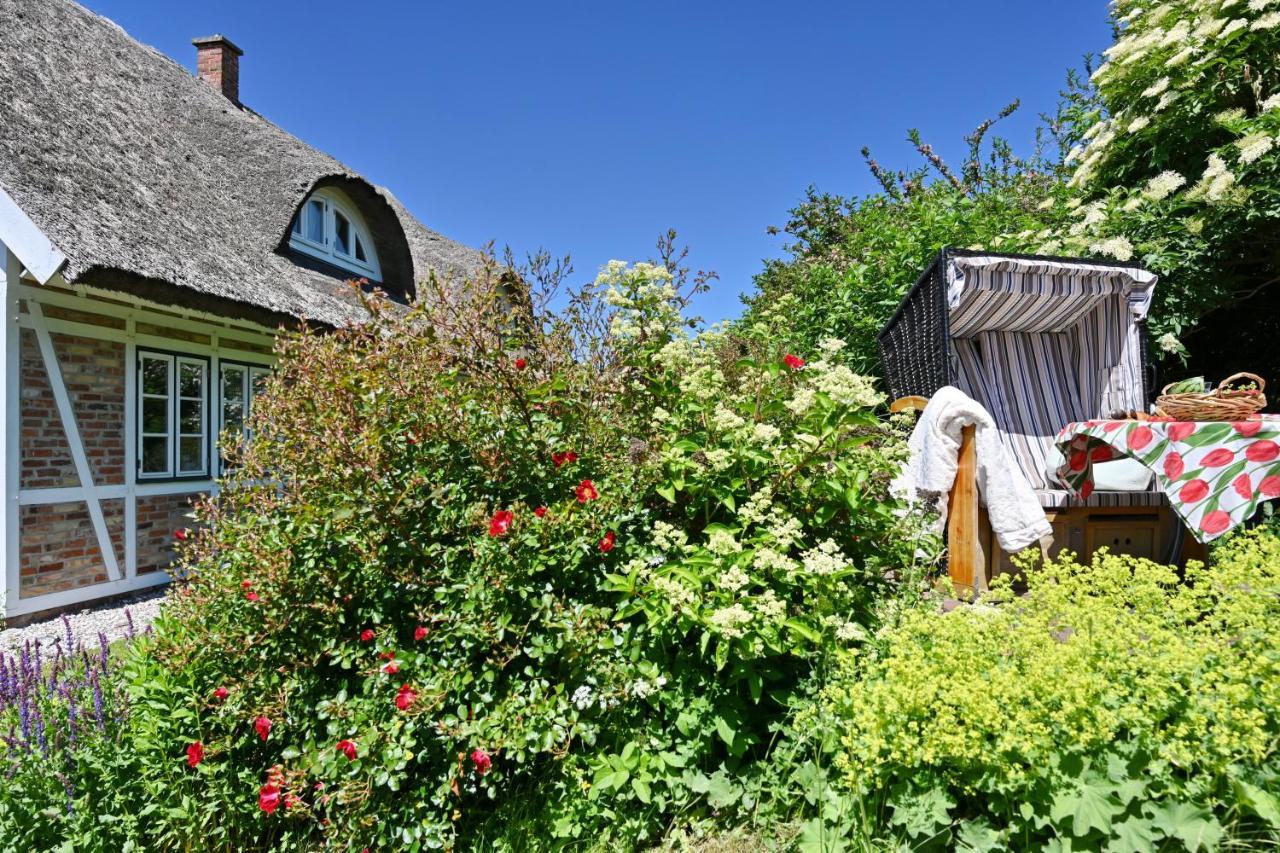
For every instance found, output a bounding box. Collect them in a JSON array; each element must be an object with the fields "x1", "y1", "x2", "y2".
[
  {"x1": 56, "y1": 771, "x2": 75, "y2": 815},
  {"x1": 124, "y1": 608, "x2": 135, "y2": 640},
  {"x1": 18, "y1": 693, "x2": 30, "y2": 742},
  {"x1": 90, "y1": 669, "x2": 104, "y2": 730},
  {"x1": 33, "y1": 704, "x2": 46, "y2": 757},
  {"x1": 97, "y1": 632, "x2": 109, "y2": 675},
  {"x1": 61, "y1": 613, "x2": 74, "y2": 651}
]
